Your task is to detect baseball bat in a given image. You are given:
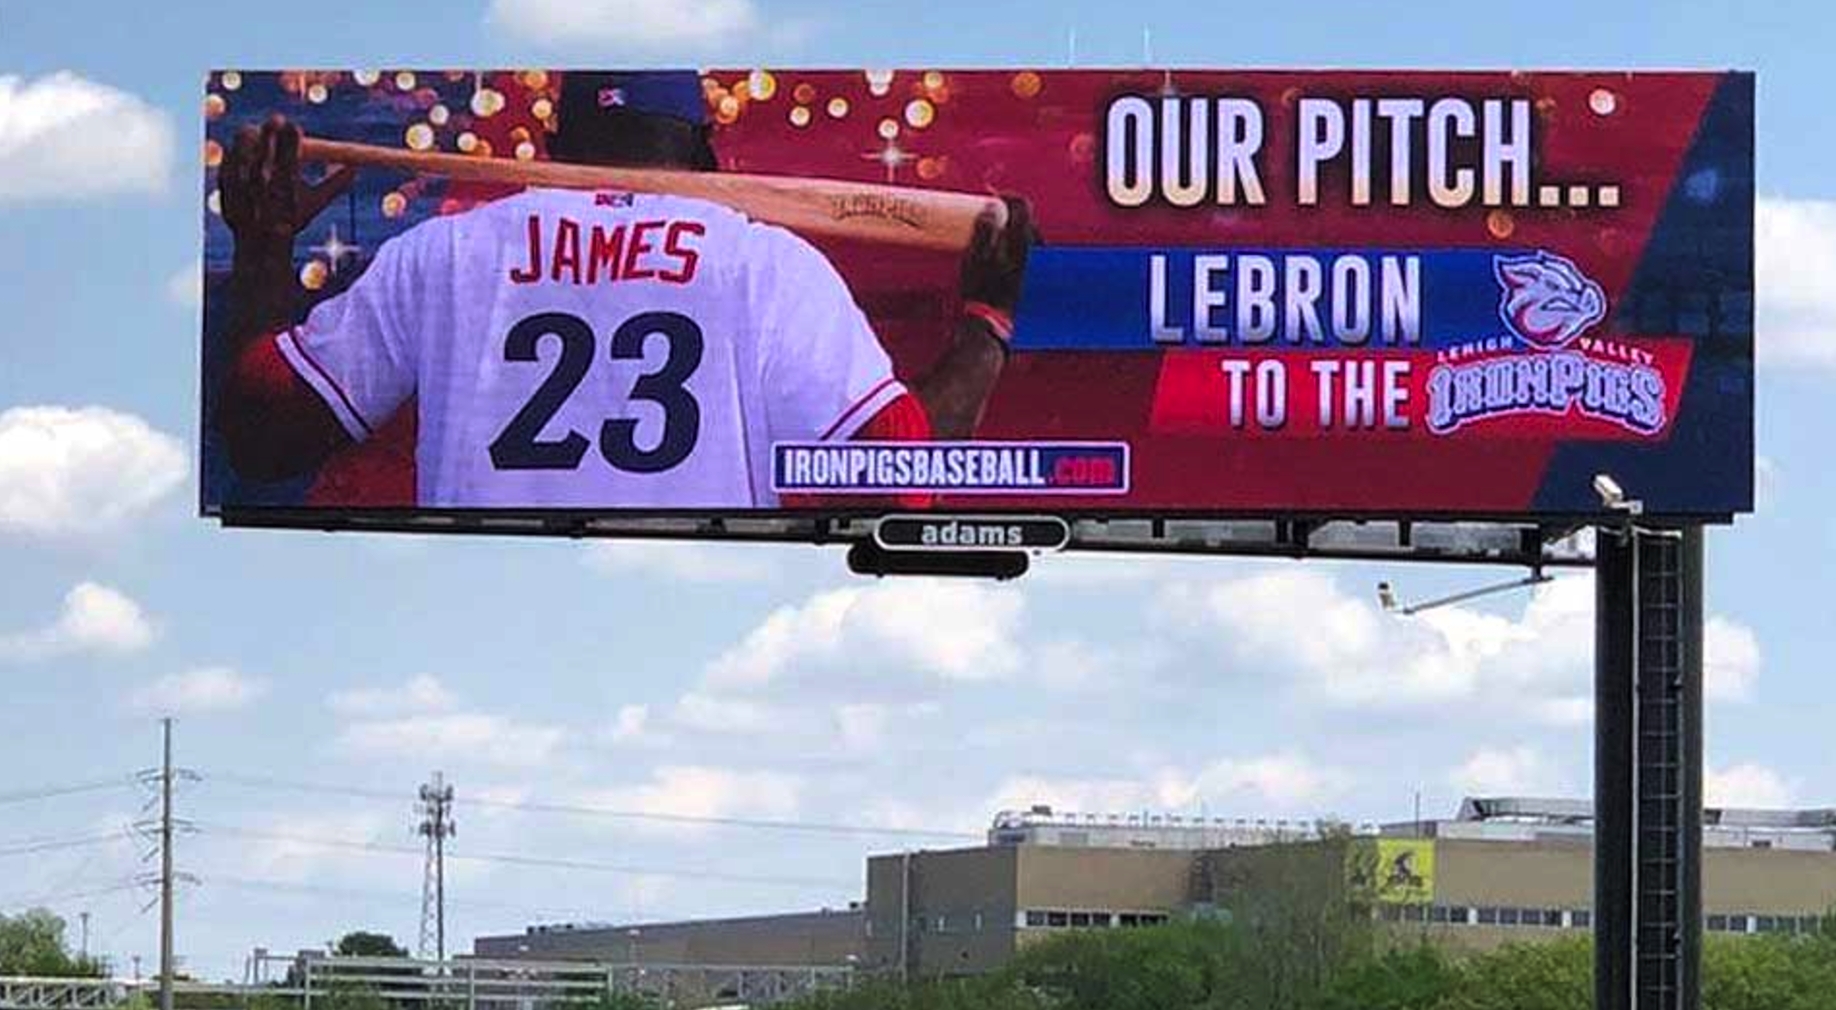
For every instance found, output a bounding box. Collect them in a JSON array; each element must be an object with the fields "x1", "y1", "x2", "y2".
[{"x1": 298, "y1": 137, "x2": 1003, "y2": 253}]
